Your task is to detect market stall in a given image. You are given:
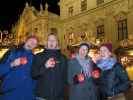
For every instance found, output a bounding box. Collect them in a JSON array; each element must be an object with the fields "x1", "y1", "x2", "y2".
[{"x1": 115, "y1": 37, "x2": 133, "y2": 82}]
